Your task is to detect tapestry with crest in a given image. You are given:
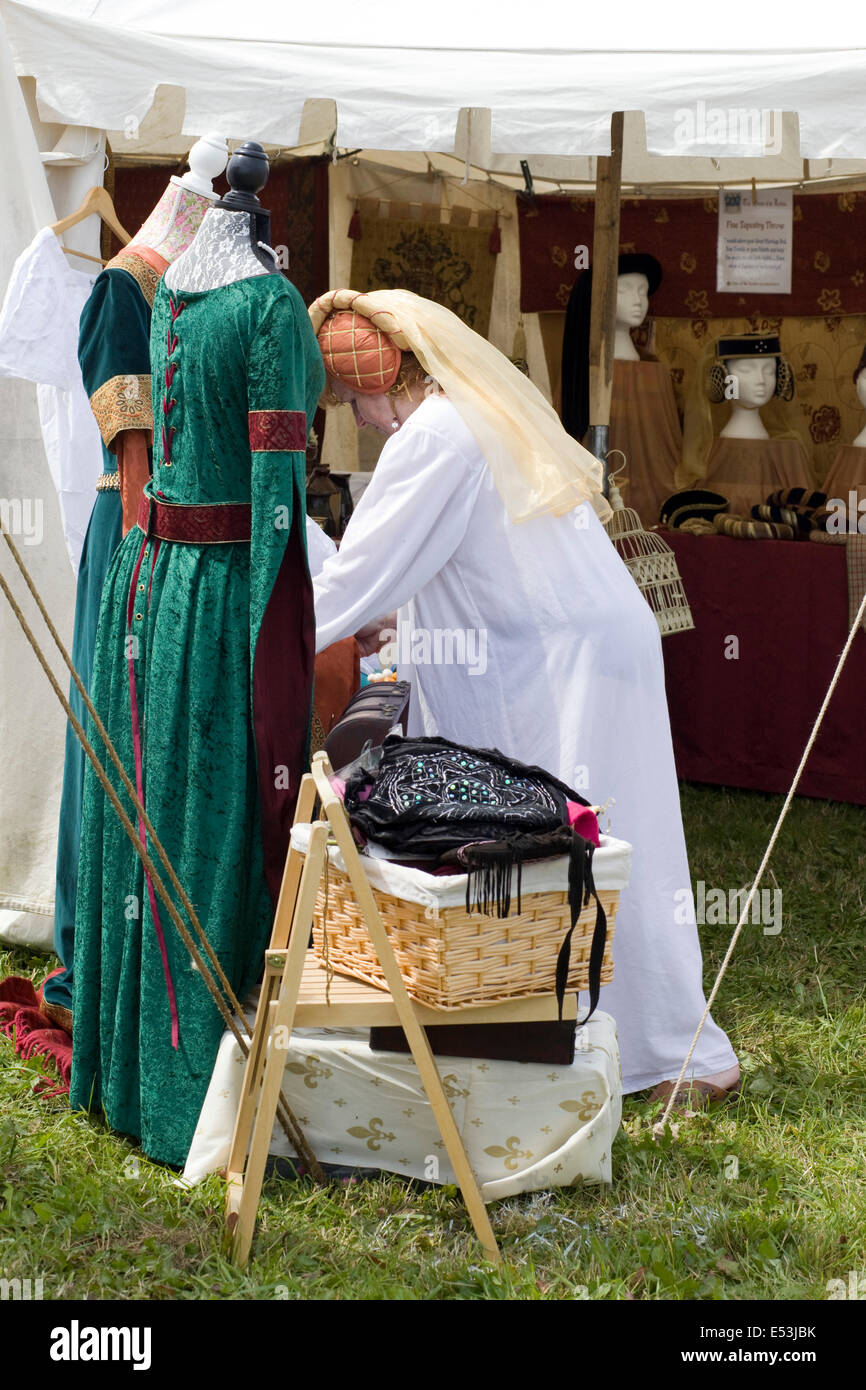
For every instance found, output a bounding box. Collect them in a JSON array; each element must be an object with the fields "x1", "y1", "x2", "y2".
[{"x1": 351, "y1": 213, "x2": 496, "y2": 339}]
